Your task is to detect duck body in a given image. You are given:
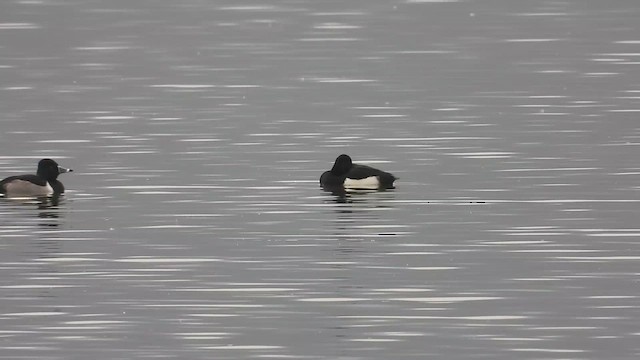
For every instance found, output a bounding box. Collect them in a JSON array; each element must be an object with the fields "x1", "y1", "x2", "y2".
[
  {"x1": 0, "y1": 159, "x2": 72, "y2": 197},
  {"x1": 320, "y1": 154, "x2": 396, "y2": 190}
]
